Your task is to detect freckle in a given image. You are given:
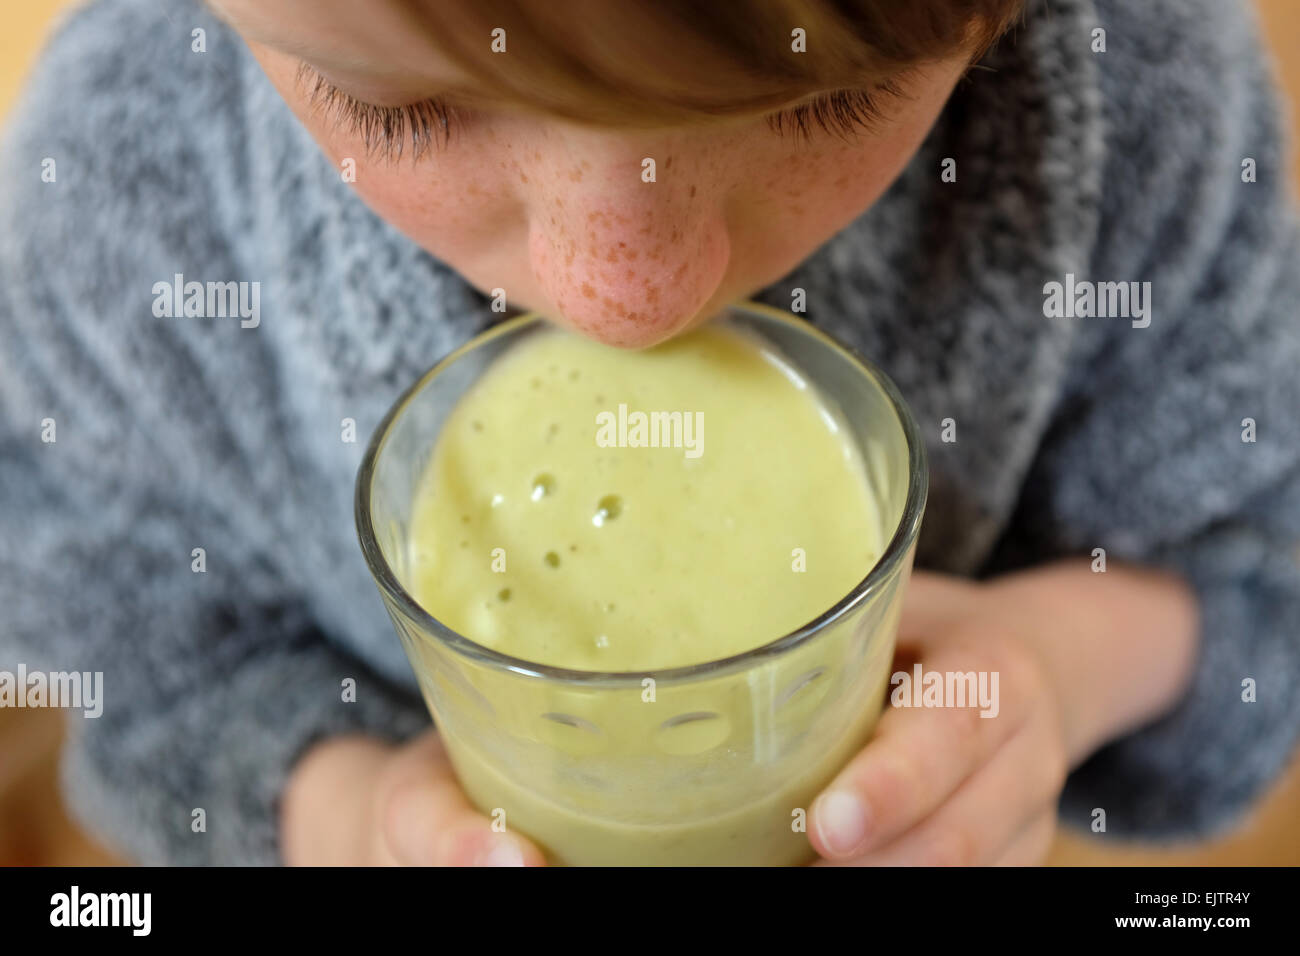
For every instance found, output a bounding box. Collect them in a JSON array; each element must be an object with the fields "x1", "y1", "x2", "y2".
[
  {"x1": 467, "y1": 182, "x2": 482, "y2": 195},
  {"x1": 532, "y1": 150, "x2": 541, "y2": 161},
  {"x1": 665, "y1": 155, "x2": 673, "y2": 169},
  {"x1": 569, "y1": 167, "x2": 583, "y2": 182},
  {"x1": 565, "y1": 251, "x2": 574, "y2": 267},
  {"x1": 581, "y1": 160, "x2": 591, "y2": 171},
  {"x1": 587, "y1": 211, "x2": 598, "y2": 223},
  {"x1": 520, "y1": 172, "x2": 529, "y2": 183},
  {"x1": 615, "y1": 303, "x2": 628, "y2": 318},
  {"x1": 582, "y1": 283, "x2": 596, "y2": 299},
  {"x1": 601, "y1": 295, "x2": 616, "y2": 310},
  {"x1": 588, "y1": 231, "x2": 597, "y2": 243},
  {"x1": 672, "y1": 264, "x2": 687, "y2": 281},
  {"x1": 624, "y1": 268, "x2": 635, "y2": 280},
  {"x1": 638, "y1": 225, "x2": 652, "y2": 235},
  {"x1": 606, "y1": 248, "x2": 618, "y2": 263},
  {"x1": 689, "y1": 185, "x2": 697, "y2": 198},
  {"x1": 670, "y1": 227, "x2": 680, "y2": 242},
  {"x1": 646, "y1": 286, "x2": 660, "y2": 304},
  {"x1": 626, "y1": 250, "x2": 638, "y2": 260},
  {"x1": 617, "y1": 241, "x2": 626, "y2": 249}
]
